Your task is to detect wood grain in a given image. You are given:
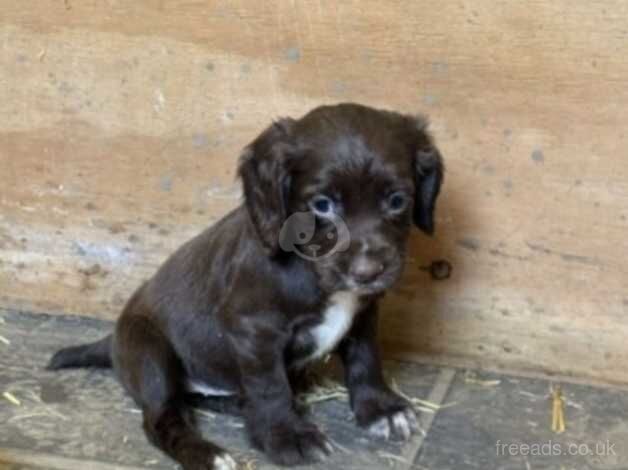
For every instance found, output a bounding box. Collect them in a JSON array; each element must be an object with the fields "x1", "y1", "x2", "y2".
[{"x1": 2, "y1": 1, "x2": 627, "y2": 383}]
